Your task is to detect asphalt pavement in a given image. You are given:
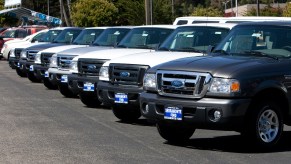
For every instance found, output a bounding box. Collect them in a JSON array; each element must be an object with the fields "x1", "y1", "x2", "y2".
[{"x1": 1, "y1": 60, "x2": 291, "y2": 164}]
